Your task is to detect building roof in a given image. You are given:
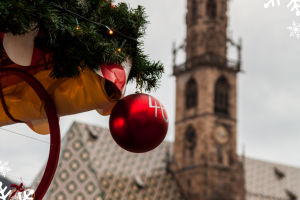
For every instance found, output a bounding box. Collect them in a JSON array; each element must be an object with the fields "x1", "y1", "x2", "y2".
[
  {"x1": 35, "y1": 122, "x2": 184, "y2": 200},
  {"x1": 244, "y1": 157, "x2": 300, "y2": 200},
  {"x1": 34, "y1": 122, "x2": 300, "y2": 200}
]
